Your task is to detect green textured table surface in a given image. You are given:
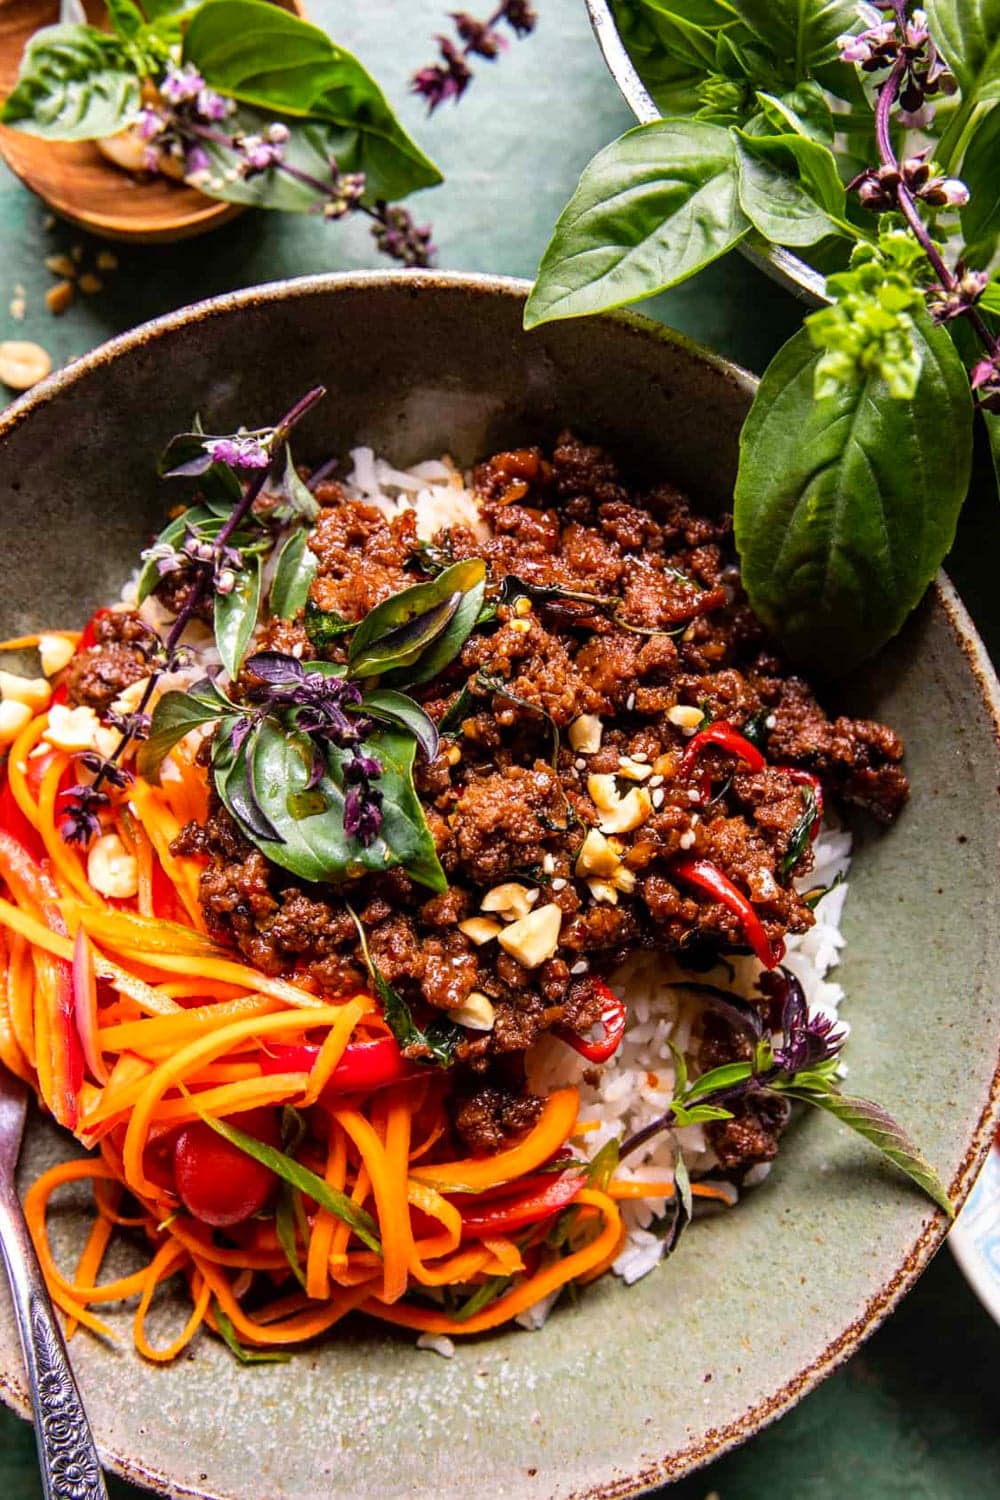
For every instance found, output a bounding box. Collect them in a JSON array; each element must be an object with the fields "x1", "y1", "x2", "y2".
[{"x1": 0, "y1": 3, "x2": 998, "y2": 1496}]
